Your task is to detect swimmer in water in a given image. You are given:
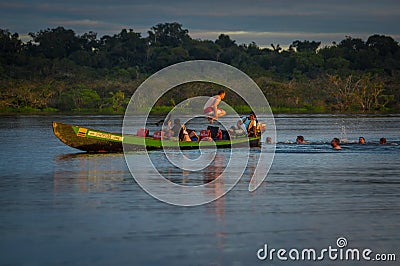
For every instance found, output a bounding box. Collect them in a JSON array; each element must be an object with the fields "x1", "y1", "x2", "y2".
[
  {"x1": 296, "y1": 135, "x2": 309, "y2": 144},
  {"x1": 358, "y1": 137, "x2": 366, "y2": 144},
  {"x1": 331, "y1": 138, "x2": 342, "y2": 150},
  {"x1": 379, "y1": 137, "x2": 387, "y2": 145}
]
